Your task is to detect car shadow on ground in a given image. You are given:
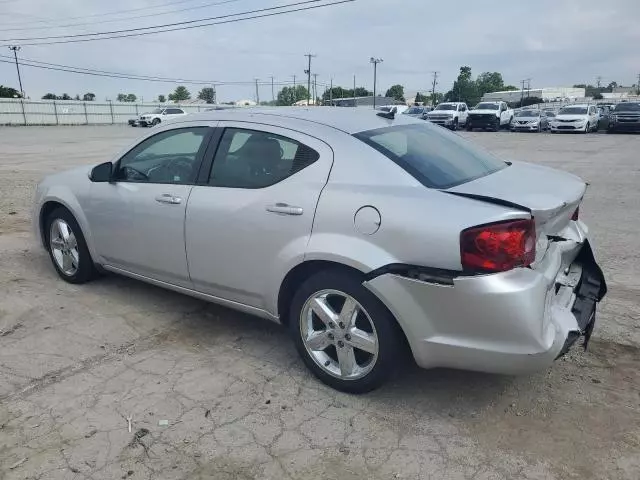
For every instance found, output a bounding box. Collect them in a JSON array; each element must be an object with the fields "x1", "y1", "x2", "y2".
[{"x1": 89, "y1": 270, "x2": 517, "y2": 412}]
